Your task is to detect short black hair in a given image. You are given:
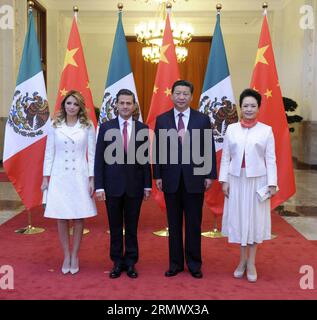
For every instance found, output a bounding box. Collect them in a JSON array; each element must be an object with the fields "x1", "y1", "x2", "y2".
[
  {"x1": 239, "y1": 88, "x2": 262, "y2": 107},
  {"x1": 172, "y1": 80, "x2": 194, "y2": 94},
  {"x1": 116, "y1": 89, "x2": 136, "y2": 104}
]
